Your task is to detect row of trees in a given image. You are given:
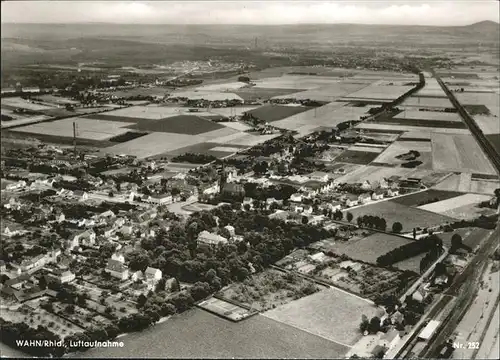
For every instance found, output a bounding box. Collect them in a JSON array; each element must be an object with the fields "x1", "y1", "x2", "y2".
[{"x1": 376, "y1": 234, "x2": 443, "y2": 267}]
